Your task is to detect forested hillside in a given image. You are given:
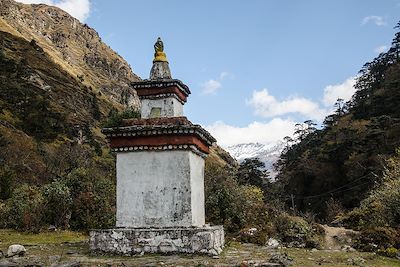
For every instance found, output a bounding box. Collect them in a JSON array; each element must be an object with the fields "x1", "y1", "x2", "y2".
[{"x1": 274, "y1": 22, "x2": 400, "y2": 221}]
